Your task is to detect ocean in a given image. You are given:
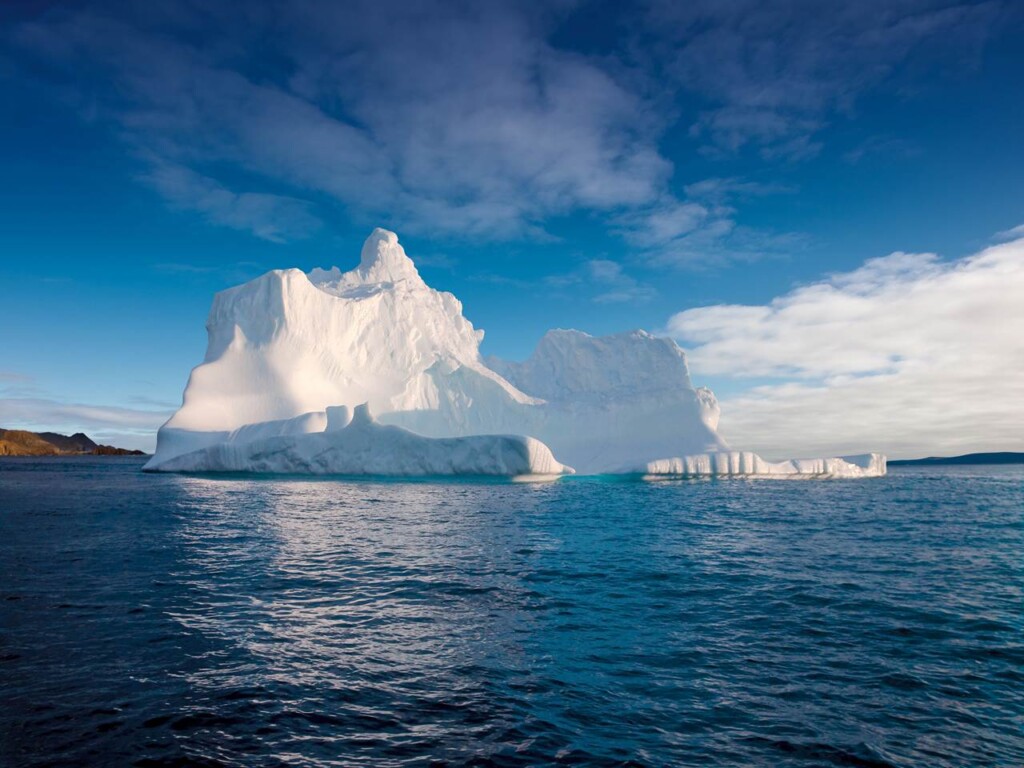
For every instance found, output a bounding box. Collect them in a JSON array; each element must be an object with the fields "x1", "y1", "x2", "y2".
[{"x1": 1, "y1": 457, "x2": 1021, "y2": 767}]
